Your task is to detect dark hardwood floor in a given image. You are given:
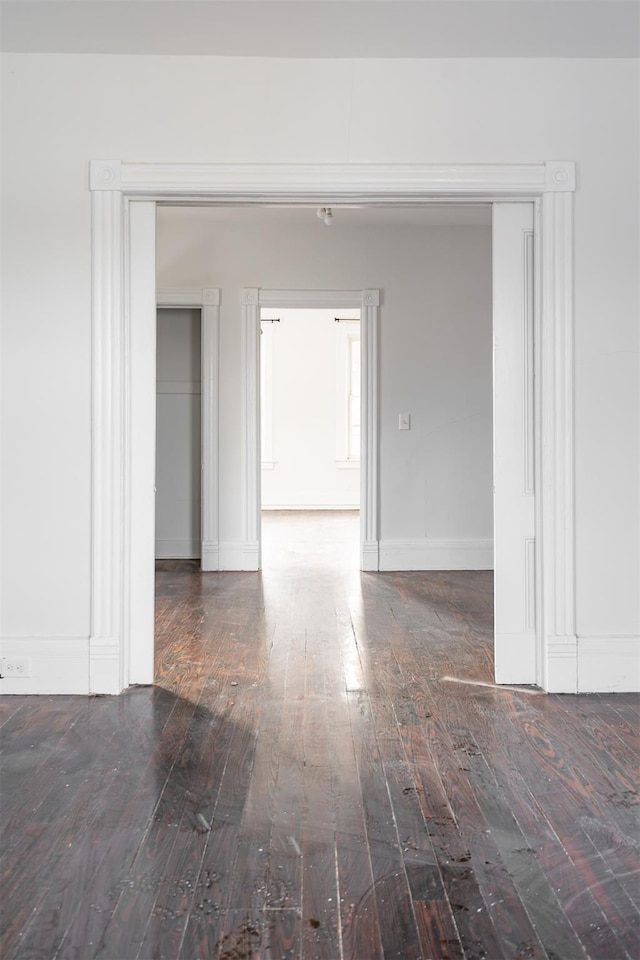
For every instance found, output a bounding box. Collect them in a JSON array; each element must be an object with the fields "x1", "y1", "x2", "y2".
[{"x1": 2, "y1": 511, "x2": 639, "y2": 959}]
